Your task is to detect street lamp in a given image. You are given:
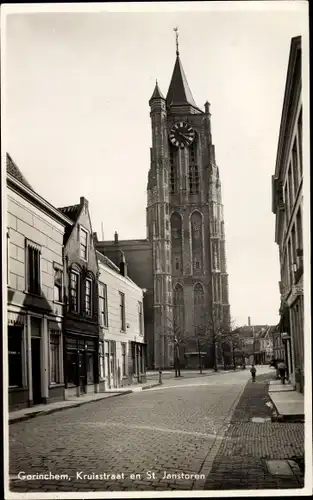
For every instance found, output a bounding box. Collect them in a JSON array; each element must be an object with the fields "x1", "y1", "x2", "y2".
[
  {"x1": 252, "y1": 324, "x2": 255, "y2": 365},
  {"x1": 197, "y1": 339, "x2": 203, "y2": 374}
]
